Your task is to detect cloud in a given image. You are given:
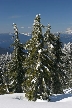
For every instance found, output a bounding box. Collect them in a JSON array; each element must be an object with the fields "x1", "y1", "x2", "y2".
[
  {"x1": 9, "y1": 15, "x2": 22, "y2": 18},
  {"x1": 65, "y1": 27, "x2": 72, "y2": 34},
  {"x1": 21, "y1": 27, "x2": 24, "y2": 28},
  {"x1": 28, "y1": 26, "x2": 31, "y2": 28},
  {"x1": 66, "y1": 28, "x2": 71, "y2": 30}
]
